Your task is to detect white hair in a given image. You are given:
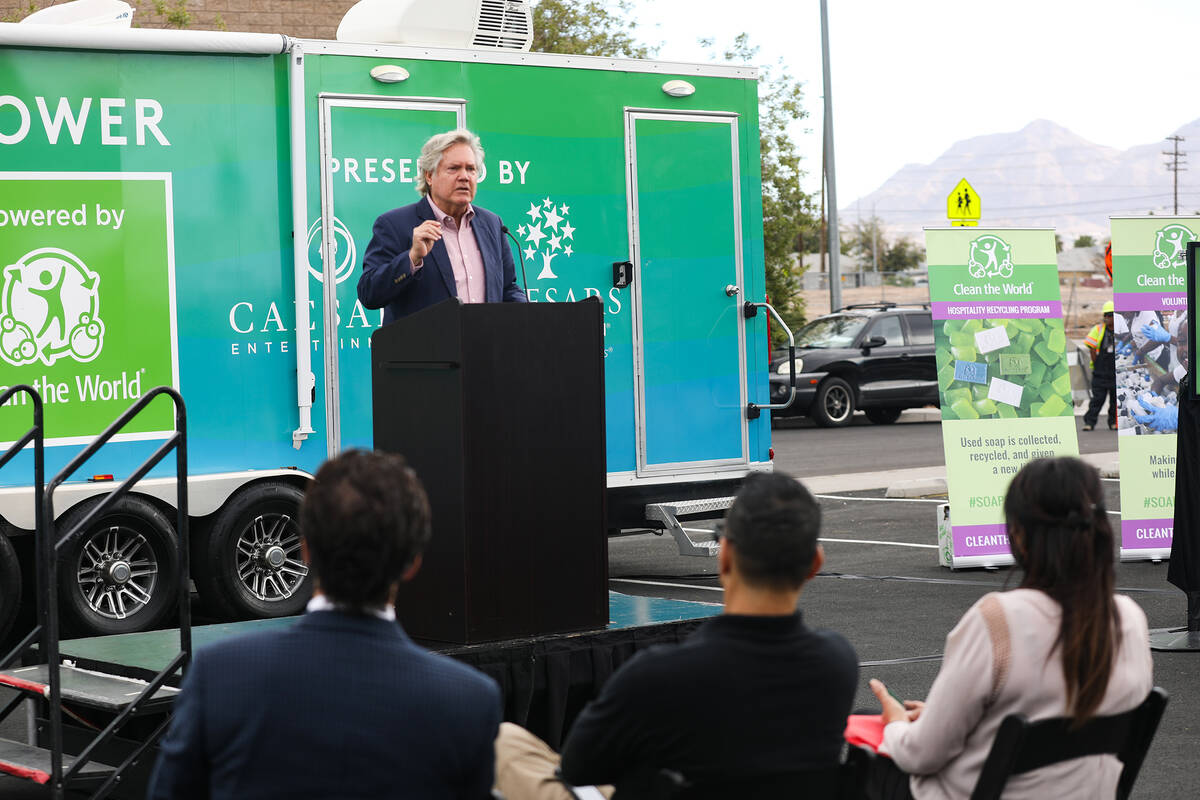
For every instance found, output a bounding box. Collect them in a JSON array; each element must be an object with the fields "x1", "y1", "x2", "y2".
[{"x1": 416, "y1": 129, "x2": 484, "y2": 196}]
